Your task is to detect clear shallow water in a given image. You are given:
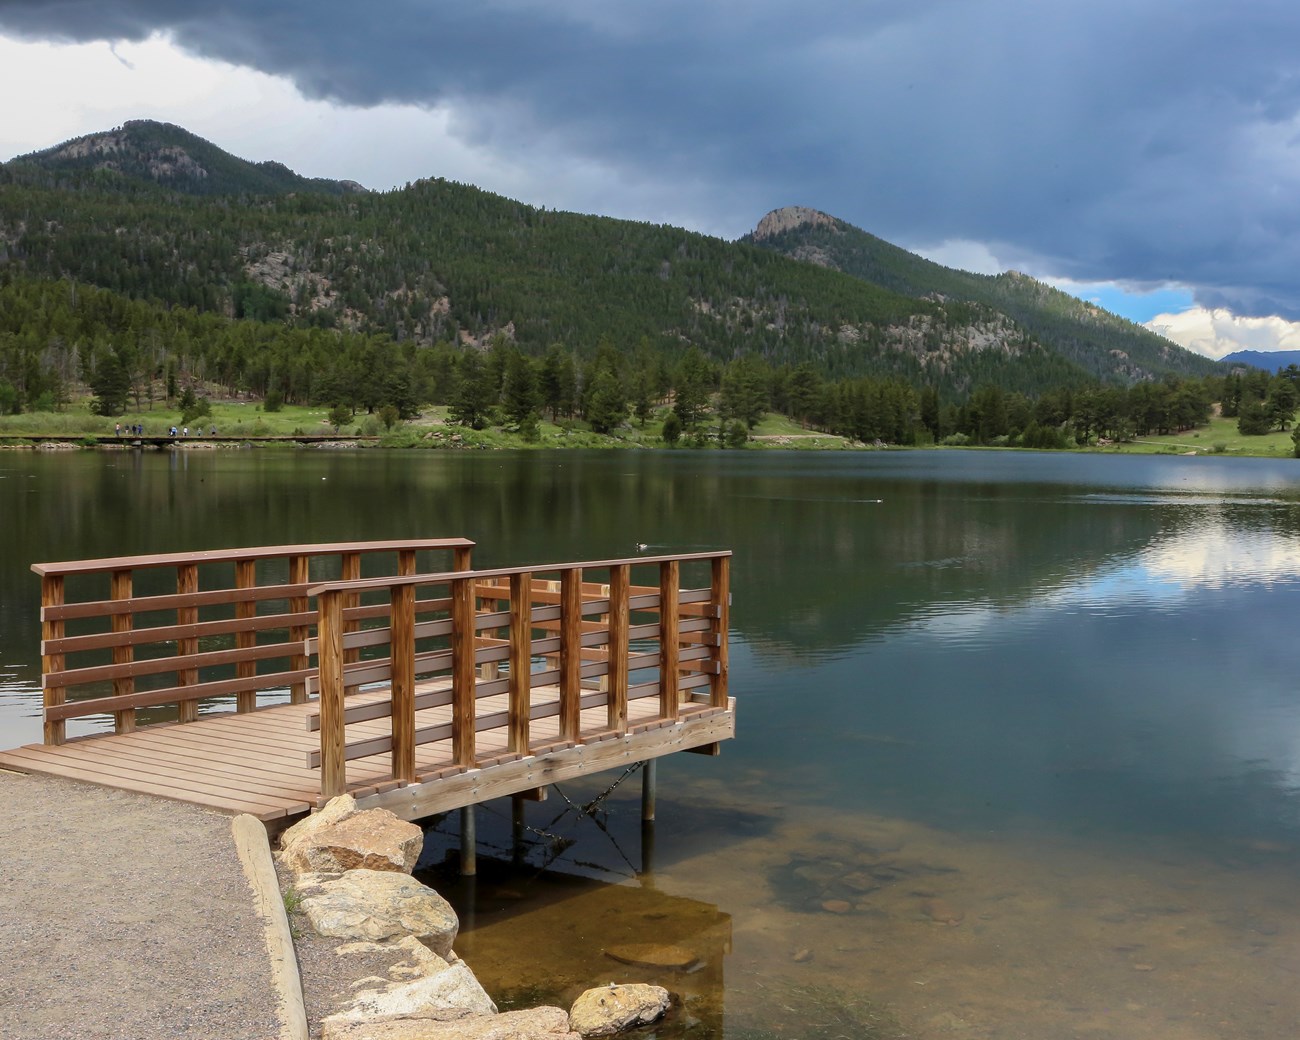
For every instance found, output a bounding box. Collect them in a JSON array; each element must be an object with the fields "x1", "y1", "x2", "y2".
[{"x1": 3, "y1": 447, "x2": 1300, "y2": 1037}]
